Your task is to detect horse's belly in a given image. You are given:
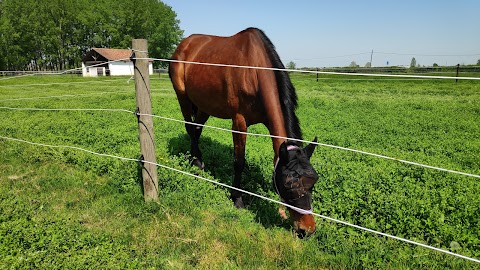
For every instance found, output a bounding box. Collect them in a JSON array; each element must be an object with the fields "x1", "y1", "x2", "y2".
[
  {"x1": 183, "y1": 66, "x2": 265, "y2": 123},
  {"x1": 186, "y1": 86, "x2": 265, "y2": 125},
  {"x1": 186, "y1": 86, "x2": 235, "y2": 119}
]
